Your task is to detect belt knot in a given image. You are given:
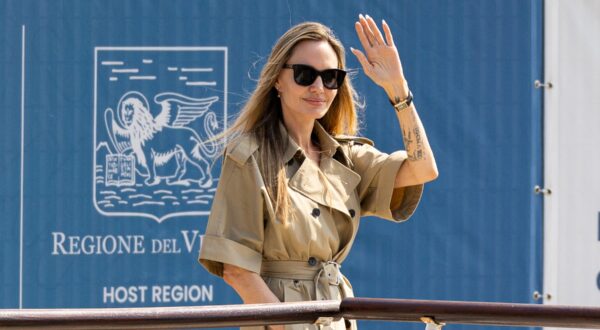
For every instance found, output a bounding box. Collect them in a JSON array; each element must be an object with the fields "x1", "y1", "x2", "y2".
[
  {"x1": 260, "y1": 259, "x2": 343, "y2": 300},
  {"x1": 318, "y1": 260, "x2": 341, "y2": 286}
]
